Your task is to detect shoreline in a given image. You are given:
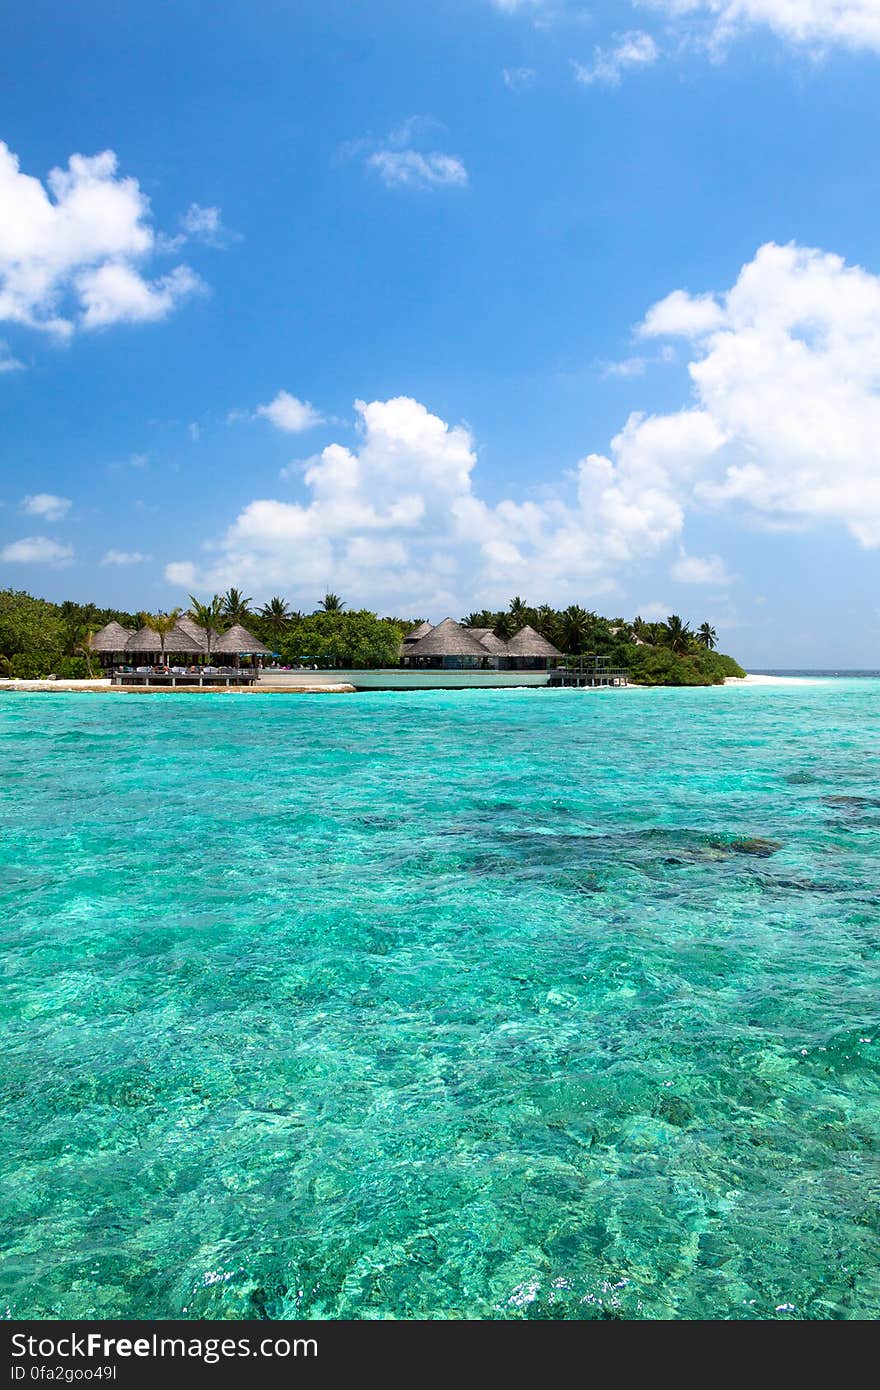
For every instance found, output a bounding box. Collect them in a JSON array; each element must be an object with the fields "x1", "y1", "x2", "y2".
[
  {"x1": 723, "y1": 673, "x2": 831, "y2": 687},
  {"x1": 0, "y1": 671, "x2": 855, "y2": 695}
]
